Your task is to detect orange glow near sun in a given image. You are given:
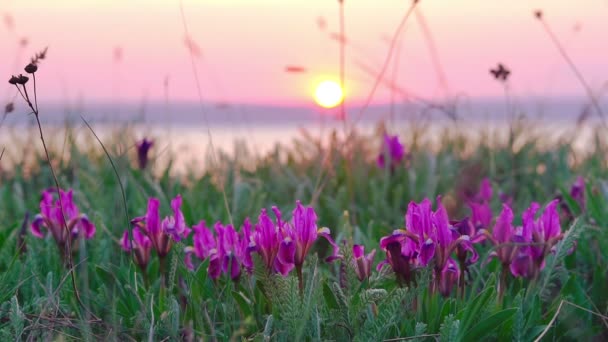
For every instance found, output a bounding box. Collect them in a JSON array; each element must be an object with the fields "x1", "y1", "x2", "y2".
[{"x1": 313, "y1": 80, "x2": 343, "y2": 108}]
